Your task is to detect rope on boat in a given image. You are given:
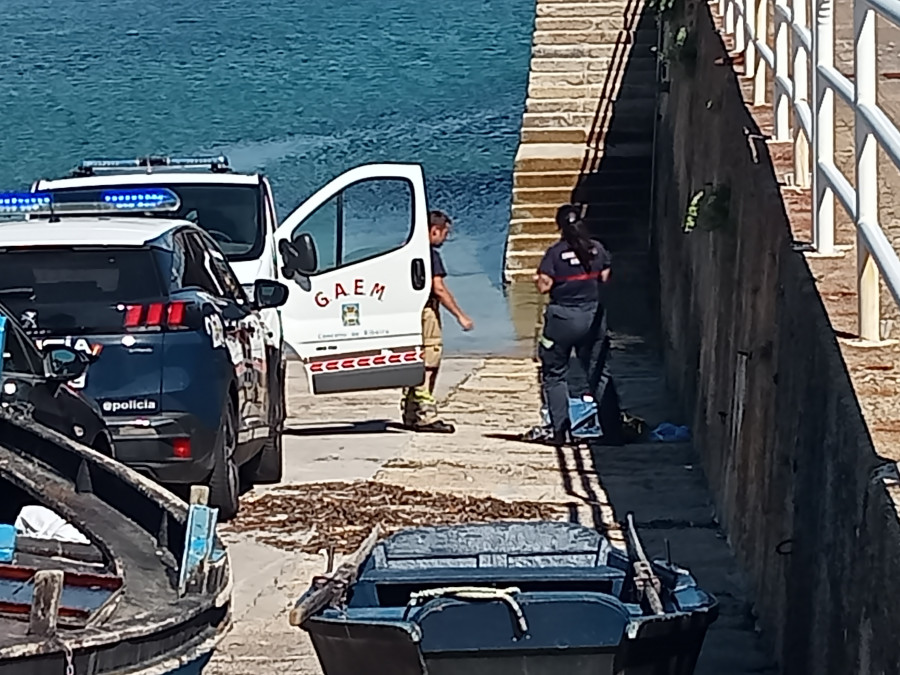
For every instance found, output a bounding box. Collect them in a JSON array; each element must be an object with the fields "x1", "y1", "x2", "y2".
[{"x1": 406, "y1": 585, "x2": 529, "y2": 636}]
